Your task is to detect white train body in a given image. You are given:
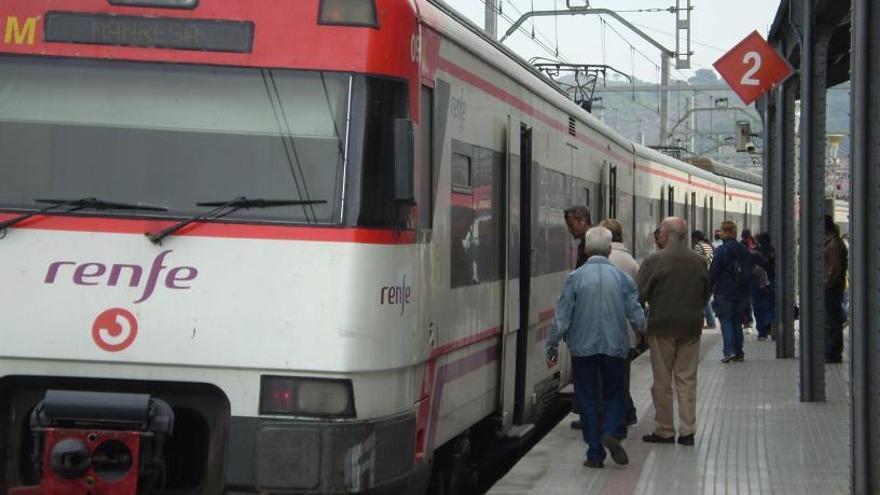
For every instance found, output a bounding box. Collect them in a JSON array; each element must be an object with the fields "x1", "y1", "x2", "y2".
[{"x1": 0, "y1": 1, "x2": 762, "y2": 494}]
